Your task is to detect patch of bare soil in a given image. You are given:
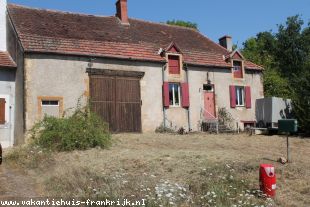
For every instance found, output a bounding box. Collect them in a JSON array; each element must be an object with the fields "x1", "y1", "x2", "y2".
[{"x1": 0, "y1": 163, "x2": 38, "y2": 200}]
